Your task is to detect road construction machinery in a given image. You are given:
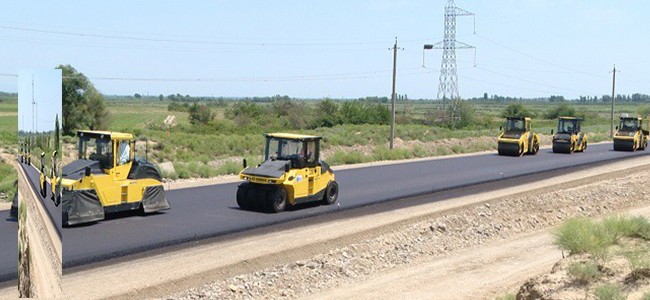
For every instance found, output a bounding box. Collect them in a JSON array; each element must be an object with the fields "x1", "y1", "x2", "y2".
[
  {"x1": 552, "y1": 117, "x2": 587, "y2": 153},
  {"x1": 50, "y1": 150, "x2": 61, "y2": 206},
  {"x1": 22, "y1": 142, "x2": 31, "y2": 165},
  {"x1": 39, "y1": 152, "x2": 47, "y2": 198},
  {"x1": 497, "y1": 117, "x2": 540, "y2": 156},
  {"x1": 237, "y1": 133, "x2": 338, "y2": 213},
  {"x1": 9, "y1": 180, "x2": 18, "y2": 220},
  {"x1": 62, "y1": 130, "x2": 169, "y2": 226},
  {"x1": 613, "y1": 116, "x2": 648, "y2": 151}
]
